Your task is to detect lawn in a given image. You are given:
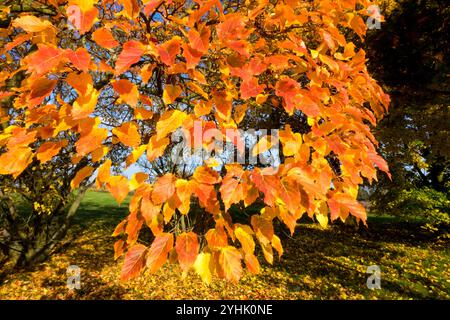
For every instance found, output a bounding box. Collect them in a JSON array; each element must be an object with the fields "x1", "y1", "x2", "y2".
[{"x1": 0, "y1": 190, "x2": 448, "y2": 300}]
